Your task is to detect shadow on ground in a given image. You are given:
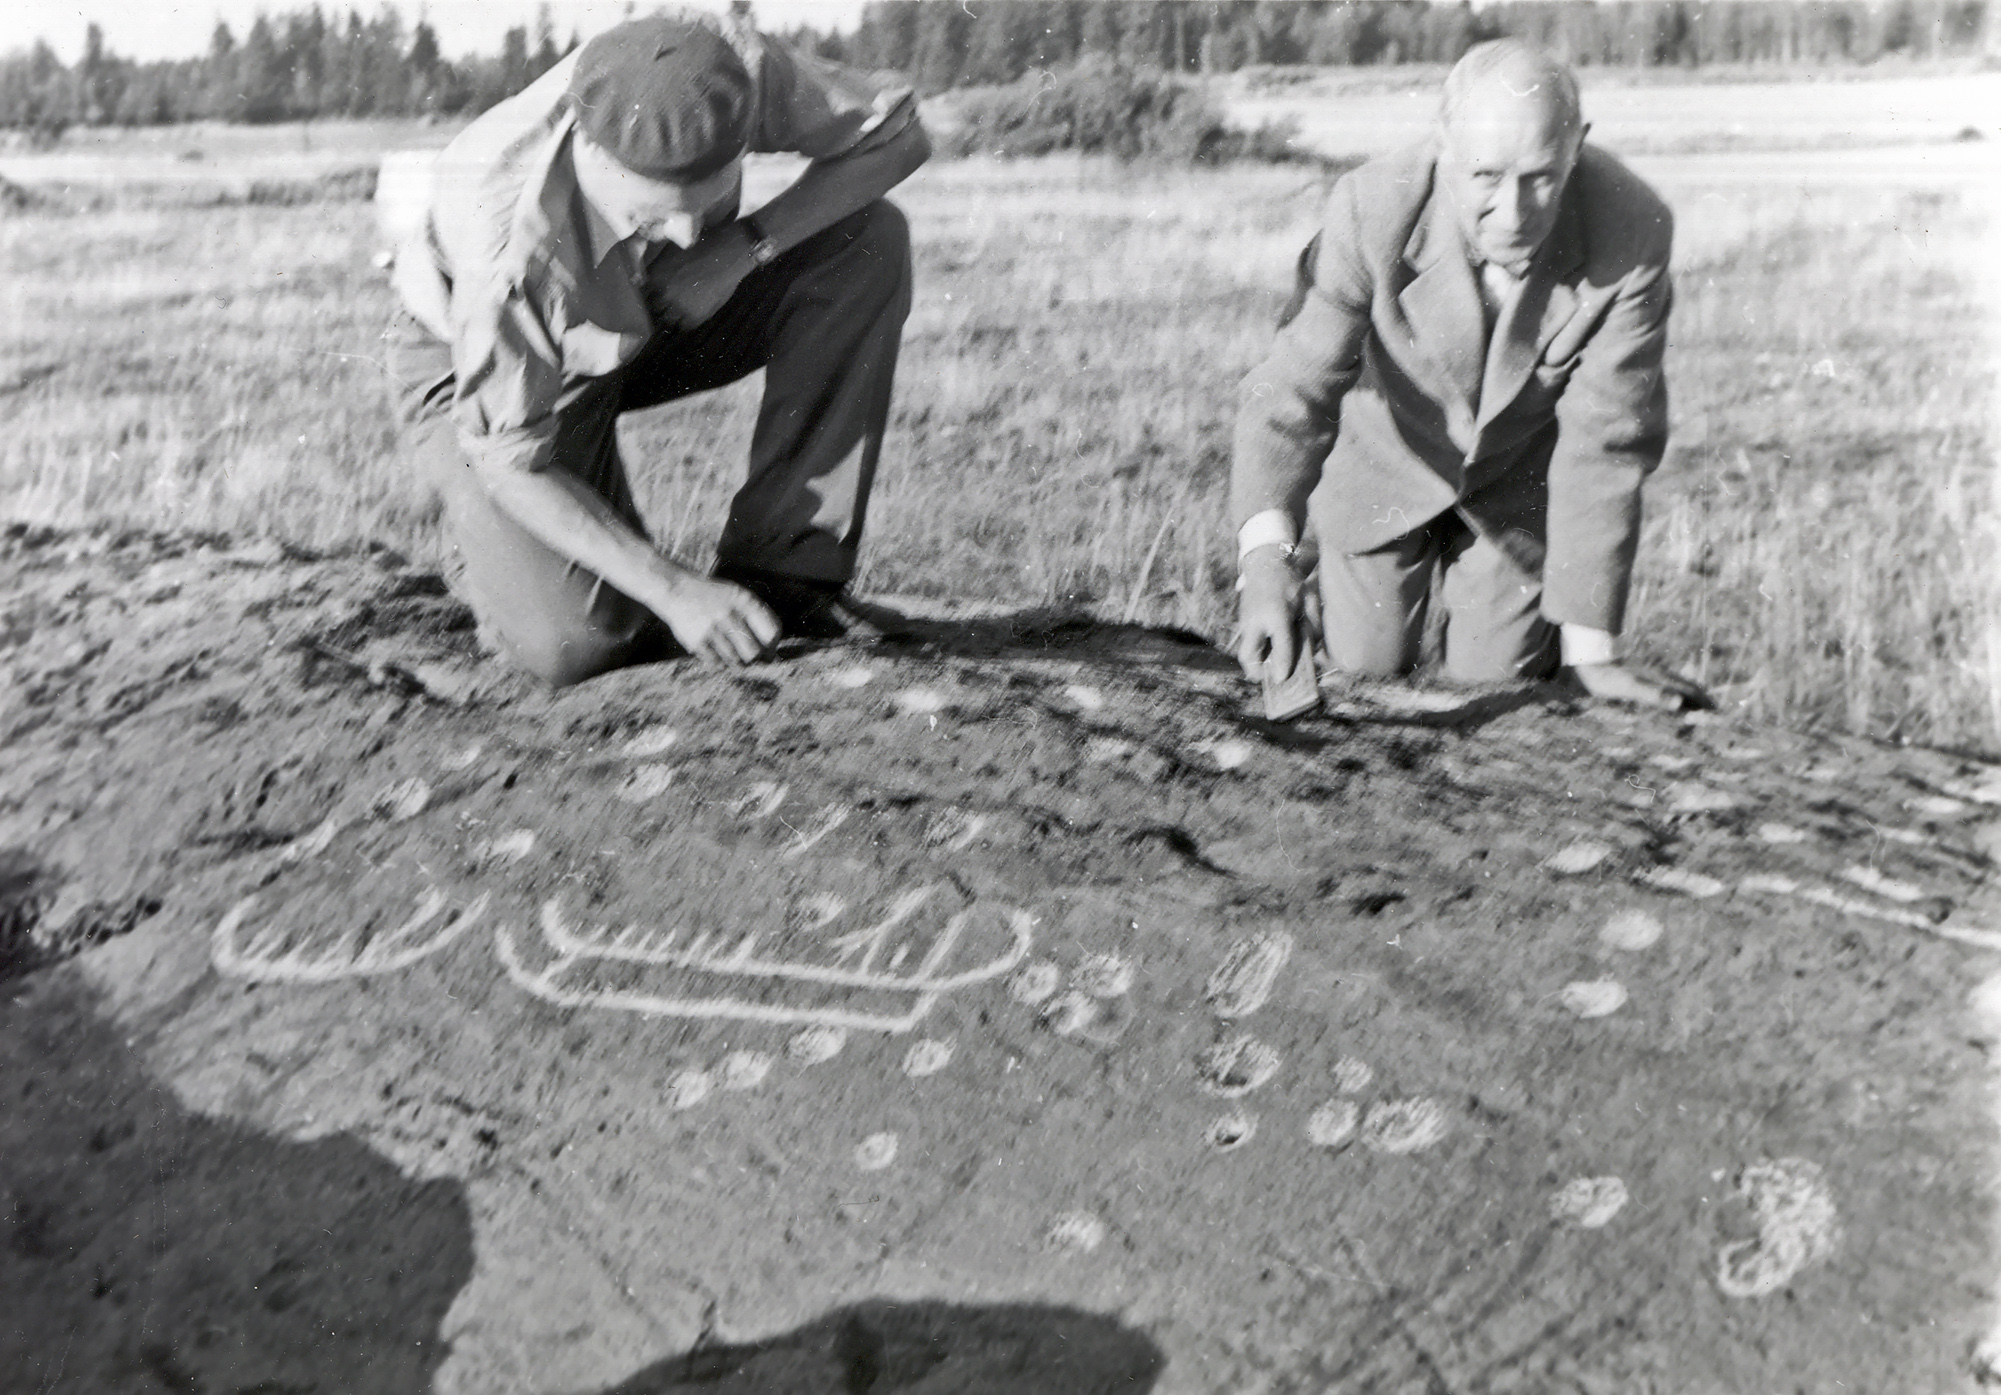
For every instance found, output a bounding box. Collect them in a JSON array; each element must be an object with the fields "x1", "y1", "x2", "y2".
[
  {"x1": 593, "y1": 1300, "x2": 1166, "y2": 1395},
  {"x1": 0, "y1": 969, "x2": 474, "y2": 1393}
]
